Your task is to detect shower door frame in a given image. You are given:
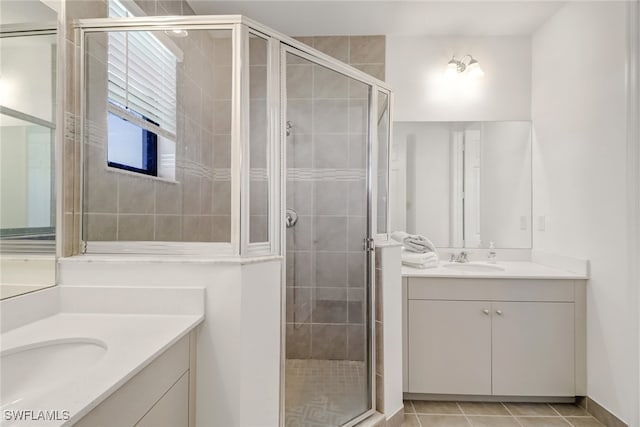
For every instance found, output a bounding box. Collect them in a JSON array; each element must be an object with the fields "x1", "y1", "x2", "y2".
[
  {"x1": 279, "y1": 41, "x2": 391, "y2": 426},
  {"x1": 76, "y1": 15, "x2": 392, "y2": 426}
]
